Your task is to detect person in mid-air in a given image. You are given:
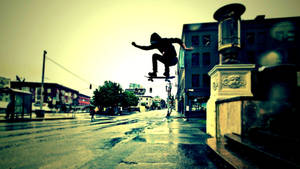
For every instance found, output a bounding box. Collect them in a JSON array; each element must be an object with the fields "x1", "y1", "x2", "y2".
[{"x1": 132, "y1": 32, "x2": 193, "y2": 77}]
